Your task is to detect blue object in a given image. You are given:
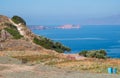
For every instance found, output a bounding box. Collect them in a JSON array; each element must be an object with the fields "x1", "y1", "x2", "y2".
[
  {"x1": 108, "y1": 67, "x2": 113, "y2": 74},
  {"x1": 113, "y1": 68, "x2": 117, "y2": 74}
]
